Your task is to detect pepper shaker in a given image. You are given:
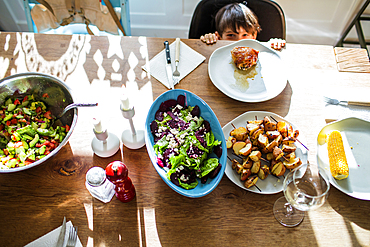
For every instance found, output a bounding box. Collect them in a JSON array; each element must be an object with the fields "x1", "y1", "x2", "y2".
[{"x1": 105, "y1": 161, "x2": 136, "y2": 203}]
